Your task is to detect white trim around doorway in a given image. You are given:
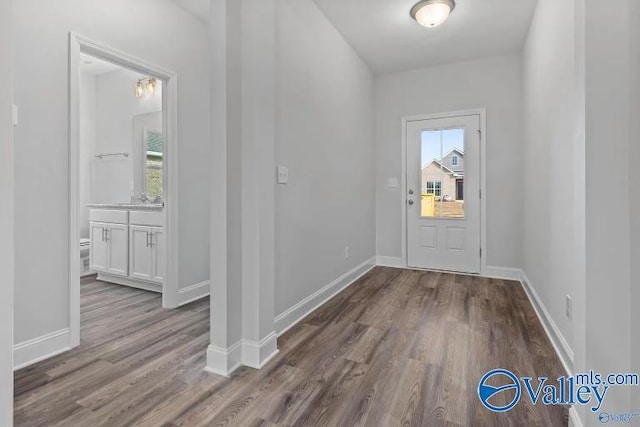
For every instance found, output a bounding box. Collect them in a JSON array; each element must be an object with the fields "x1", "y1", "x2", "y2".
[
  {"x1": 400, "y1": 109, "x2": 487, "y2": 276},
  {"x1": 68, "y1": 32, "x2": 180, "y2": 348}
]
